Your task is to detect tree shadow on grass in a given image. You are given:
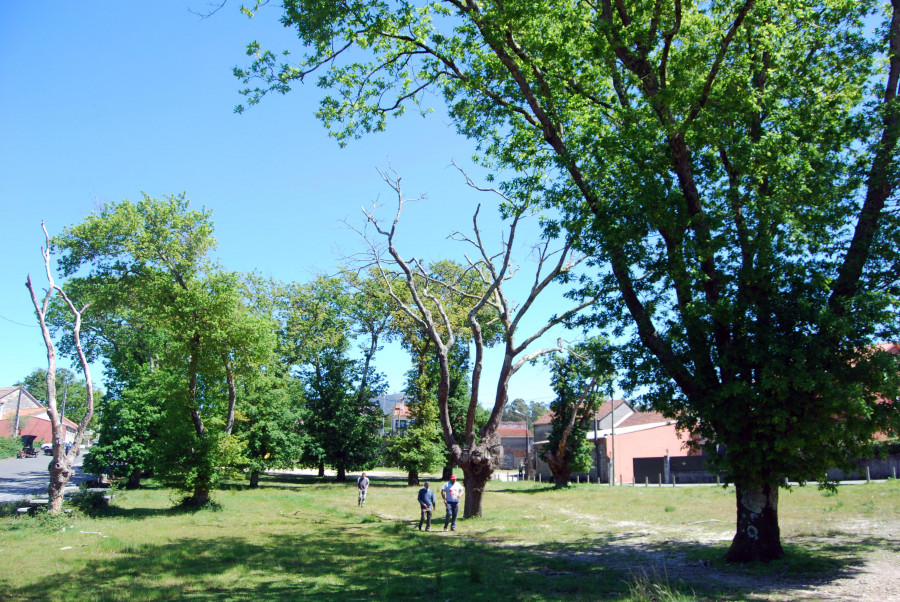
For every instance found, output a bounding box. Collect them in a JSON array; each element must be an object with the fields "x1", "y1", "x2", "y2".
[
  {"x1": 487, "y1": 484, "x2": 559, "y2": 495},
  {"x1": 223, "y1": 473, "x2": 420, "y2": 492},
  {"x1": 526, "y1": 530, "x2": 899, "y2": 599},
  {"x1": 1, "y1": 518, "x2": 621, "y2": 601}
]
